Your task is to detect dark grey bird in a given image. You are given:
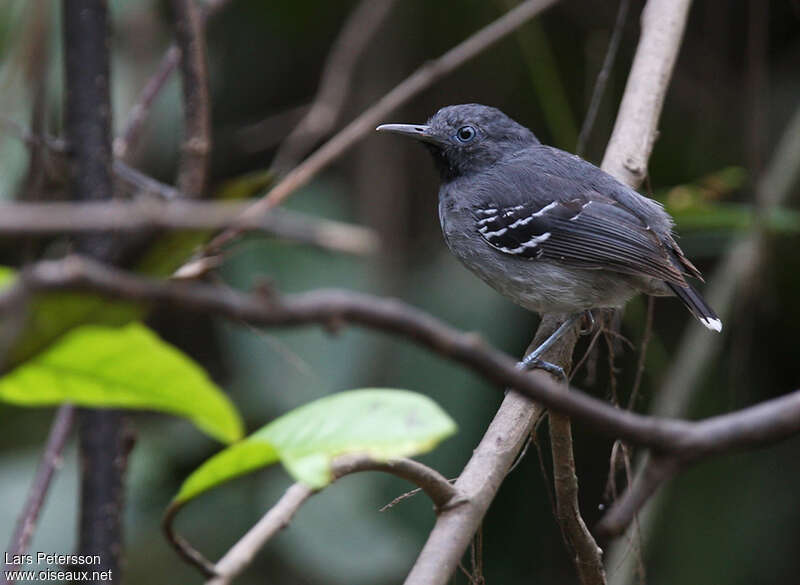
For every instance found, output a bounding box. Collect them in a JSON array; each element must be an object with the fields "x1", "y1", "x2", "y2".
[{"x1": 377, "y1": 104, "x2": 720, "y2": 367}]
